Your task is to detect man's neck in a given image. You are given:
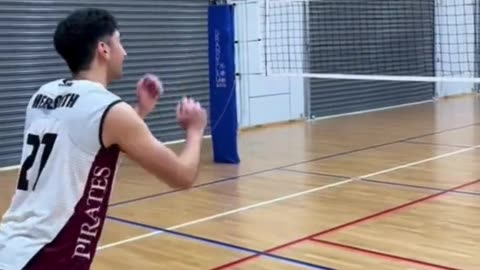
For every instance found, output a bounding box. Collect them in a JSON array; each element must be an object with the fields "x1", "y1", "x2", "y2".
[{"x1": 73, "y1": 70, "x2": 109, "y2": 88}]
